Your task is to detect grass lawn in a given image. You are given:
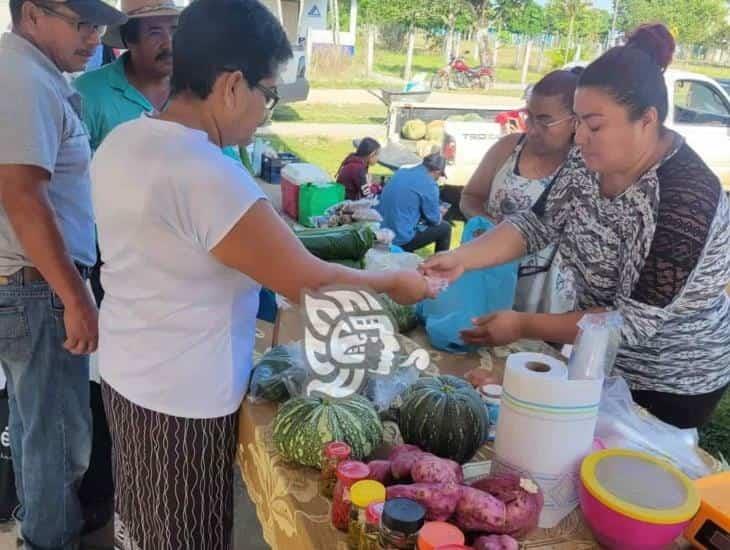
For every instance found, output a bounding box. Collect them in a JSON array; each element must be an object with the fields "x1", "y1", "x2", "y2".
[
  {"x1": 272, "y1": 103, "x2": 387, "y2": 124},
  {"x1": 673, "y1": 61, "x2": 730, "y2": 81},
  {"x1": 700, "y1": 393, "x2": 730, "y2": 462}
]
